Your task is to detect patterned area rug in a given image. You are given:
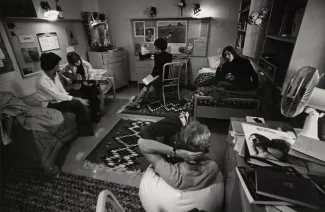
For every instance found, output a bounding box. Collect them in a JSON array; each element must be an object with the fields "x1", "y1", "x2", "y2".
[
  {"x1": 117, "y1": 96, "x2": 193, "y2": 117},
  {"x1": 0, "y1": 168, "x2": 144, "y2": 212},
  {"x1": 85, "y1": 118, "x2": 155, "y2": 175}
]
